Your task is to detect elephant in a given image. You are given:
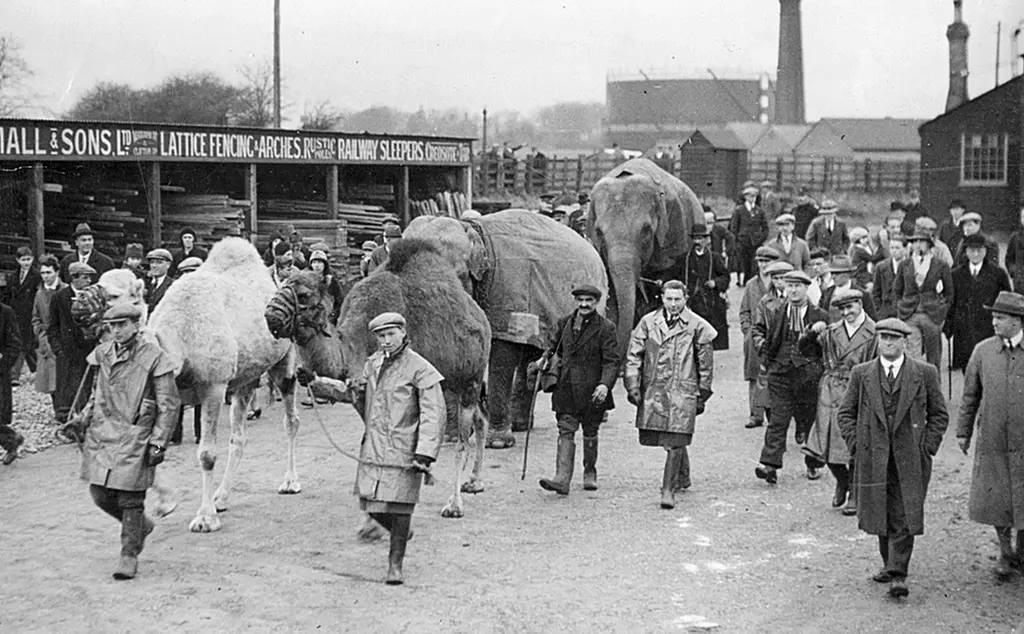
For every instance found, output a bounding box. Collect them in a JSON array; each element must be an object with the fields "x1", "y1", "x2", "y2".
[
  {"x1": 404, "y1": 209, "x2": 608, "y2": 449},
  {"x1": 589, "y1": 157, "x2": 707, "y2": 357}
]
